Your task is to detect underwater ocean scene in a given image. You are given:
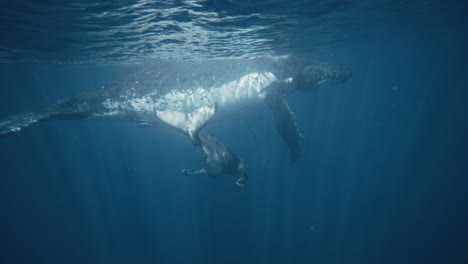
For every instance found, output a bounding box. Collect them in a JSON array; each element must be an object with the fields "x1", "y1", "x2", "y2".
[{"x1": 1, "y1": 0, "x2": 467, "y2": 263}]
